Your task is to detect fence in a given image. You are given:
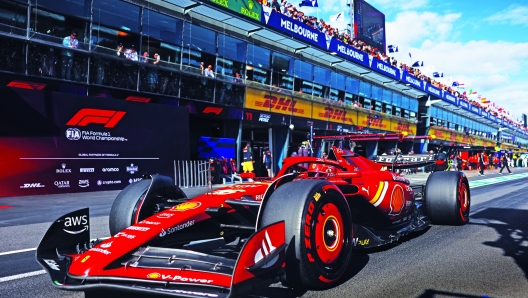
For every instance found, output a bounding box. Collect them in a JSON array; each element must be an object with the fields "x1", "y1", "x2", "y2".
[{"x1": 174, "y1": 160, "x2": 211, "y2": 188}]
